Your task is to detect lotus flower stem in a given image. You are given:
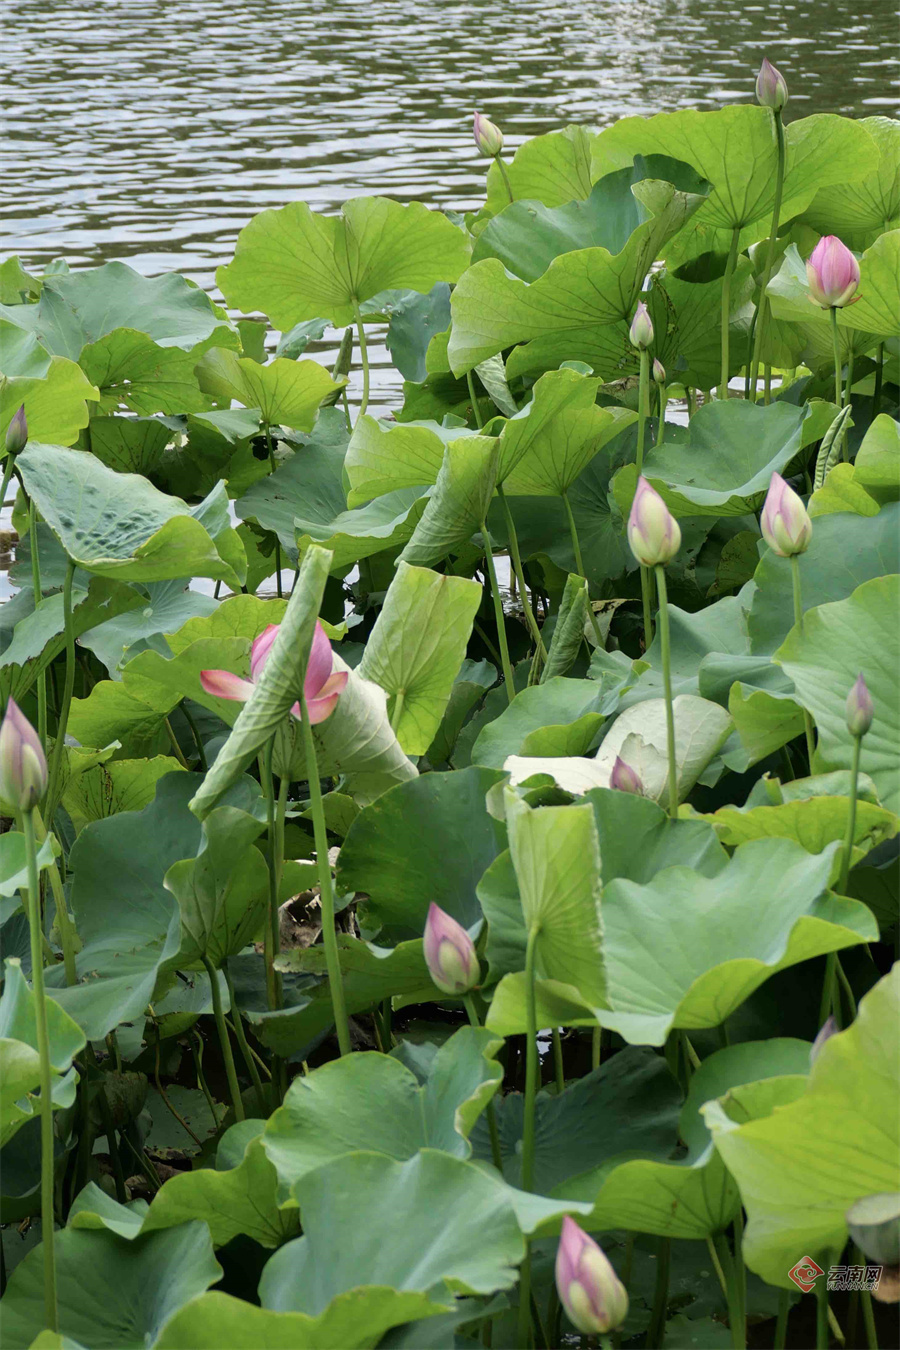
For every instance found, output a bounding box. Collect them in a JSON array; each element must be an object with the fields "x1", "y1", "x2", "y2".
[
  {"x1": 860, "y1": 1282, "x2": 878, "y2": 1349},
  {"x1": 829, "y1": 307, "x2": 844, "y2": 413},
  {"x1": 224, "y1": 966, "x2": 268, "y2": 1117},
  {"x1": 497, "y1": 484, "x2": 547, "y2": 661},
  {"x1": 260, "y1": 739, "x2": 285, "y2": 1014},
  {"x1": 647, "y1": 1237, "x2": 671, "y2": 1348},
  {"x1": 21, "y1": 807, "x2": 59, "y2": 1331},
  {"x1": 774, "y1": 1288, "x2": 790, "y2": 1348},
  {"x1": 816, "y1": 1276, "x2": 830, "y2": 1350},
  {"x1": 26, "y1": 499, "x2": 48, "y2": 747},
  {"x1": 712, "y1": 1231, "x2": 746, "y2": 1350},
  {"x1": 462, "y1": 995, "x2": 503, "y2": 1172},
  {"x1": 44, "y1": 559, "x2": 77, "y2": 824},
  {"x1": 842, "y1": 348, "x2": 855, "y2": 462},
  {"x1": 480, "y1": 518, "x2": 516, "y2": 703},
  {"x1": 839, "y1": 729, "x2": 863, "y2": 896},
  {"x1": 201, "y1": 955, "x2": 245, "y2": 1121},
  {"x1": 653, "y1": 565, "x2": 679, "y2": 818},
  {"x1": 516, "y1": 923, "x2": 541, "y2": 1348},
  {"x1": 718, "y1": 227, "x2": 741, "y2": 401},
  {"x1": 636, "y1": 348, "x2": 650, "y2": 478},
  {"x1": 789, "y1": 555, "x2": 817, "y2": 764},
  {"x1": 560, "y1": 491, "x2": 604, "y2": 647},
  {"x1": 496, "y1": 155, "x2": 514, "y2": 204},
  {"x1": 873, "y1": 342, "x2": 884, "y2": 417},
  {"x1": 190, "y1": 1030, "x2": 221, "y2": 1130},
  {"x1": 0, "y1": 452, "x2": 16, "y2": 512},
  {"x1": 262, "y1": 424, "x2": 284, "y2": 598},
  {"x1": 299, "y1": 692, "x2": 353, "y2": 1056},
  {"x1": 33, "y1": 808, "x2": 77, "y2": 987},
  {"x1": 163, "y1": 717, "x2": 190, "y2": 769},
  {"x1": 749, "y1": 107, "x2": 786, "y2": 402},
  {"x1": 352, "y1": 300, "x2": 371, "y2": 421},
  {"x1": 655, "y1": 385, "x2": 668, "y2": 448},
  {"x1": 180, "y1": 700, "x2": 208, "y2": 771}
]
